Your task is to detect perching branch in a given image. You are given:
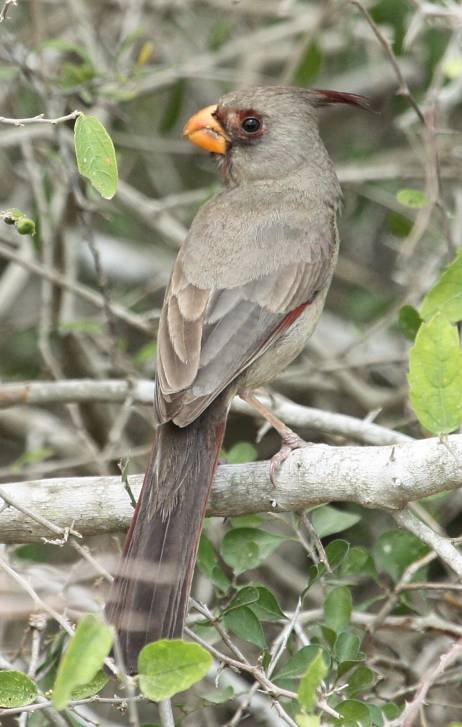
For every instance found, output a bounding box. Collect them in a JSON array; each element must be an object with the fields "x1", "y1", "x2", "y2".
[{"x1": 1, "y1": 434, "x2": 461, "y2": 543}]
